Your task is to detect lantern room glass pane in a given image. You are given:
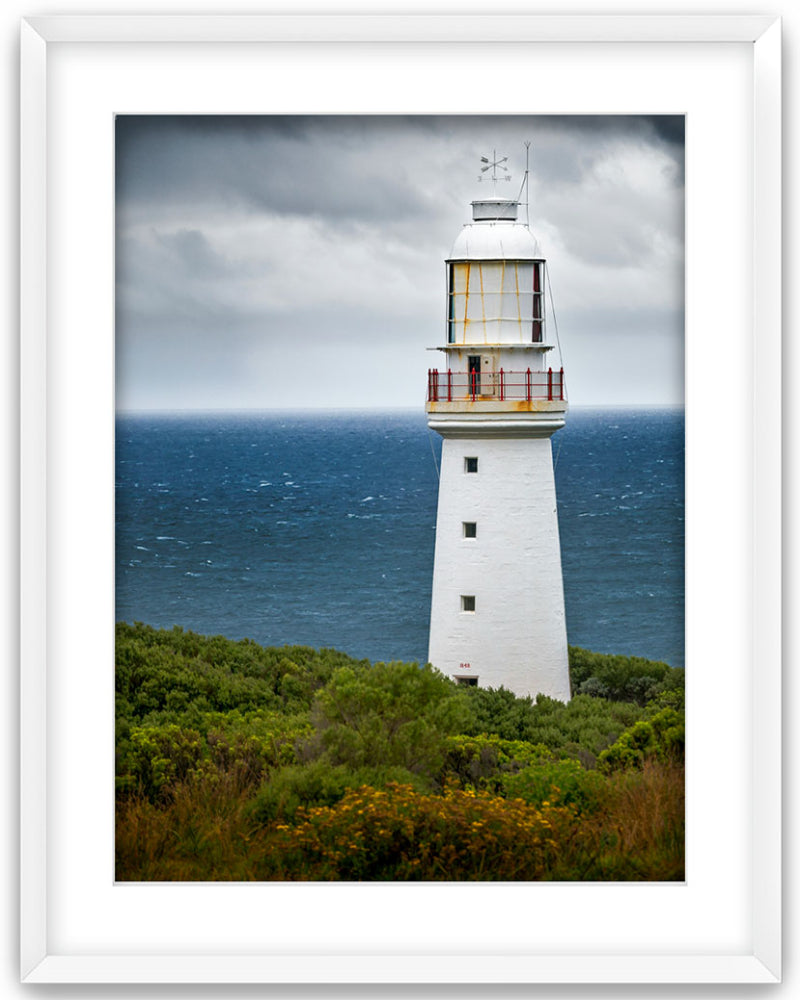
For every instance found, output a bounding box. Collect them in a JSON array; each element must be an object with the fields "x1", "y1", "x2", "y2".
[
  {"x1": 500, "y1": 294, "x2": 521, "y2": 321},
  {"x1": 513, "y1": 292, "x2": 536, "y2": 321},
  {"x1": 479, "y1": 263, "x2": 503, "y2": 297},
  {"x1": 451, "y1": 262, "x2": 470, "y2": 295},
  {"x1": 450, "y1": 319, "x2": 466, "y2": 342},
  {"x1": 501, "y1": 263, "x2": 518, "y2": 294},
  {"x1": 514, "y1": 262, "x2": 534, "y2": 295},
  {"x1": 533, "y1": 262, "x2": 544, "y2": 341},
  {"x1": 463, "y1": 287, "x2": 485, "y2": 324}
]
